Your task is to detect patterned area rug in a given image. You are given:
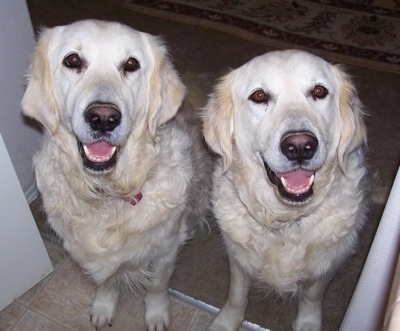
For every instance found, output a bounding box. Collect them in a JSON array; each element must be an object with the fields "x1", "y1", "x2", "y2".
[{"x1": 122, "y1": 0, "x2": 400, "y2": 74}]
